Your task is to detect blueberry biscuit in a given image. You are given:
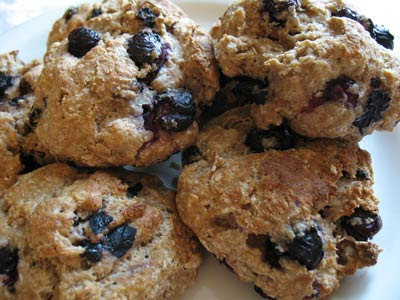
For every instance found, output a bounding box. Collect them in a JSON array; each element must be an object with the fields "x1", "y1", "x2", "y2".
[
  {"x1": 32, "y1": 0, "x2": 219, "y2": 167},
  {"x1": 0, "y1": 51, "x2": 43, "y2": 194},
  {"x1": 211, "y1": 0, "x2": 400, "y2": 140},
  {"x1": 1, "y1": 163, "x2": 202, "y2": 299},
  {"x1": 177, "y1": 107, "x2": 382, "y2": 300}
]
